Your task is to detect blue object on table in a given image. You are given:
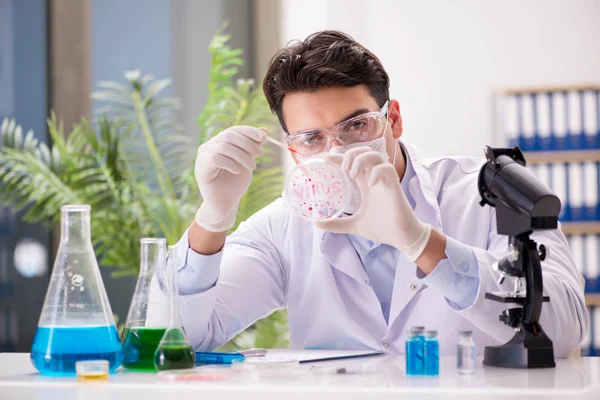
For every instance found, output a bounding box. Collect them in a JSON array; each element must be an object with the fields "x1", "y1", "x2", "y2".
[
  {"x1": 195, "y1": 352, "x2": 245, "y2": 365},
  {"x1": 424, "y1": 331, "x2": 440, "y2": 376},
  {"x1": 405, "y1": 326, "x2": 425, "y2": 376}
]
